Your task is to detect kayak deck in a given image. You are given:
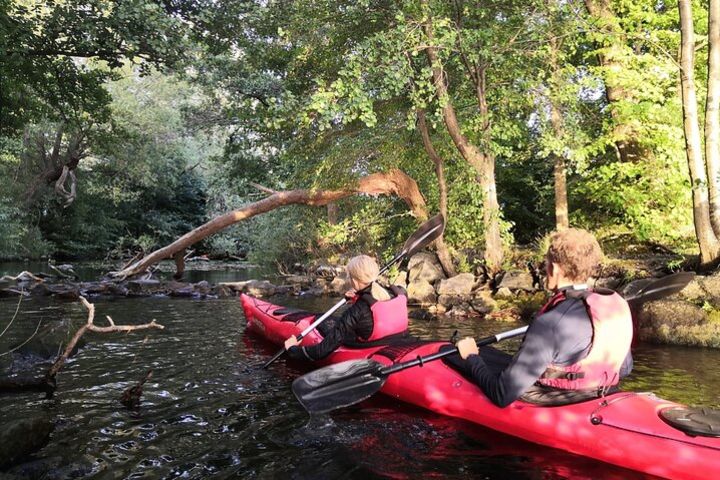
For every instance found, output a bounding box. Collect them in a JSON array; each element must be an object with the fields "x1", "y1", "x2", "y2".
[{"x1": 241, "y1": 294, "x2": 720, "y2": 480}]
